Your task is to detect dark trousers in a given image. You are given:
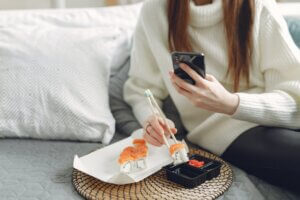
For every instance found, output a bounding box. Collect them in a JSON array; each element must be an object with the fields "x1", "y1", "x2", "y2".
[{"x1": 222, "y1": 126, "x2": 300, "y2": 193}]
